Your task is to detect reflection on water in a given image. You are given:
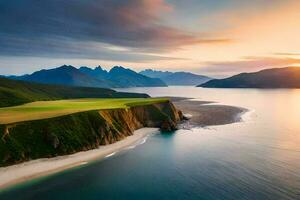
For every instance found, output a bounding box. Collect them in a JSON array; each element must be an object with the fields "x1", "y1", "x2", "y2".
[
  {"x1": 119, "y1": 87, "x2": 300, "y2": 152},
  {"x1": 1, "y1": 87, "x2": 299, "y2": 200}
]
